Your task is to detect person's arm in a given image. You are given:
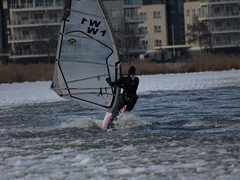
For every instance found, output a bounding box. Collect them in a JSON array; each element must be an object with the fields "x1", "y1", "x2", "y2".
[{"x1": 106, "y1": 77, "x2": 123, "y2": 87}]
